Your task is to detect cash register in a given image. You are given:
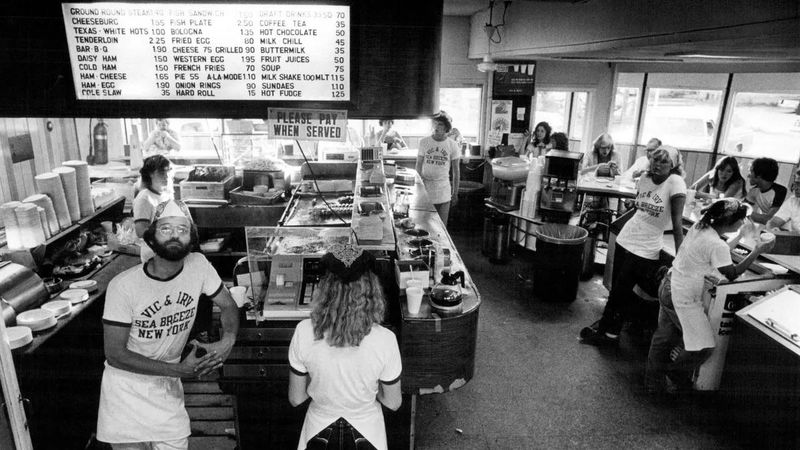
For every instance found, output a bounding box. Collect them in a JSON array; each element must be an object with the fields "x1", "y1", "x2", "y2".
[{"x1": 264, "y1": 254, "x2": 324, "y2": 319}]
